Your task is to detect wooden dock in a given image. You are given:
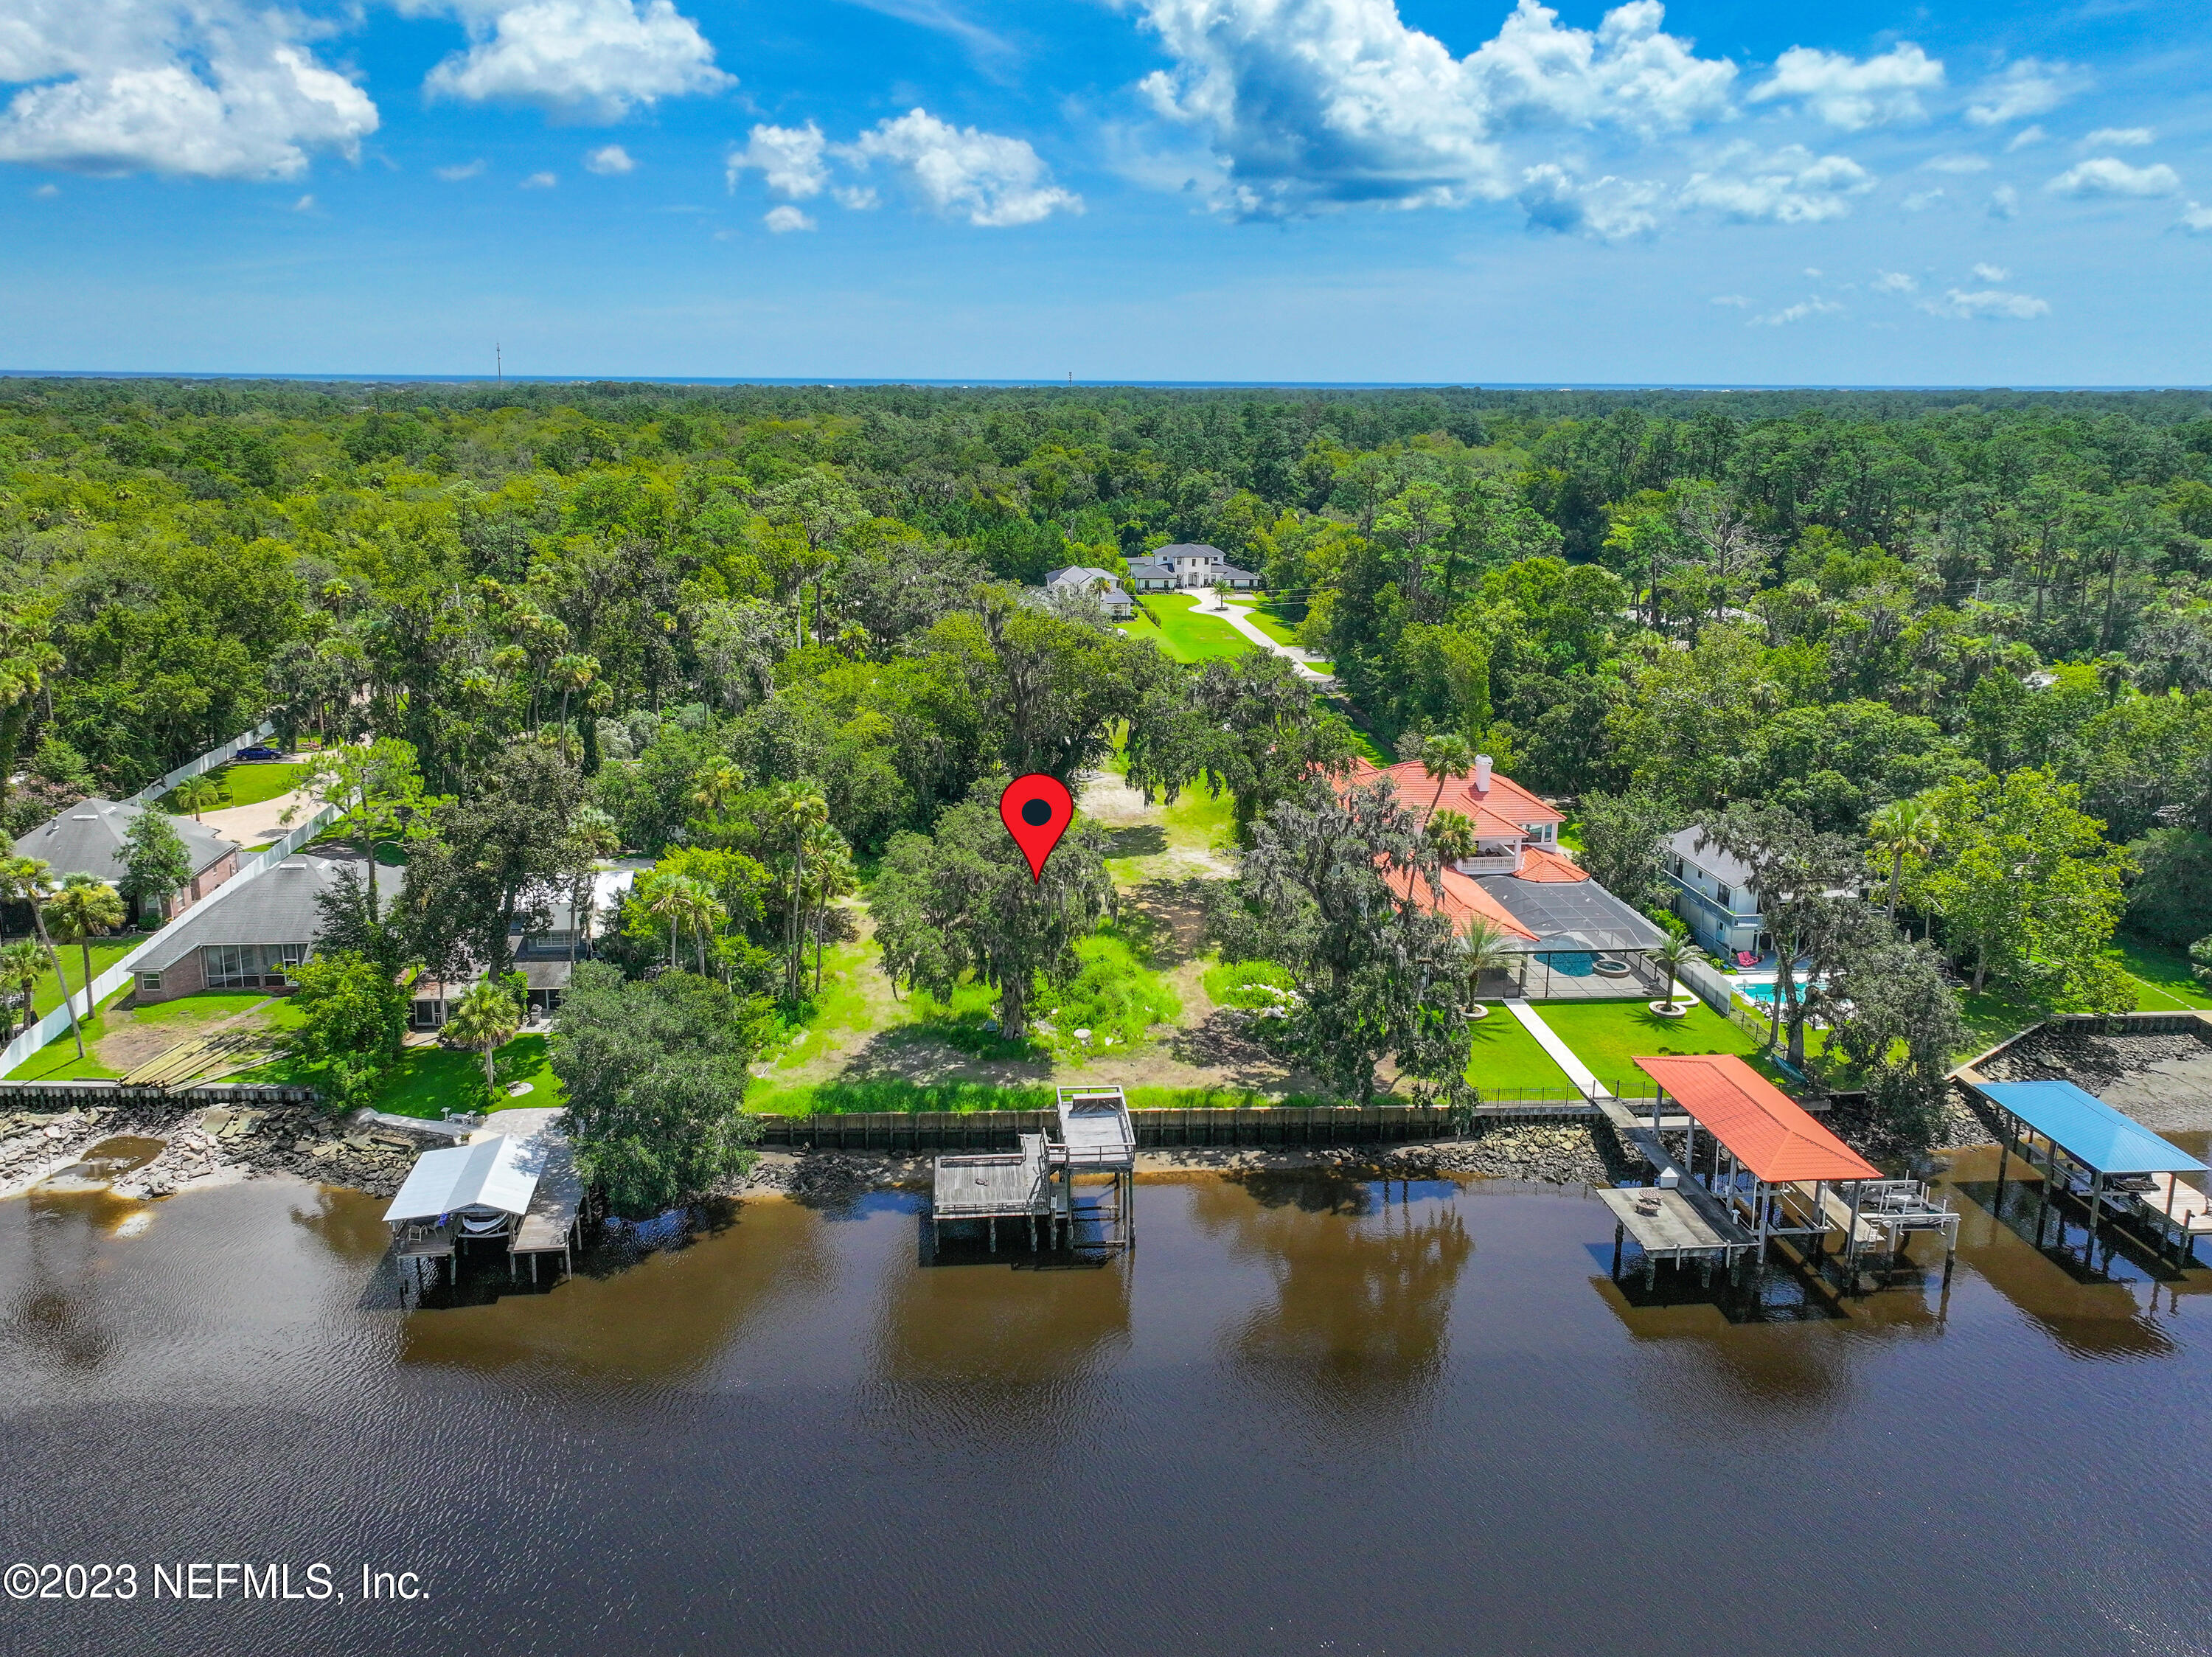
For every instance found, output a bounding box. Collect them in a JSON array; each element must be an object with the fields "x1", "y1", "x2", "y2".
[
  {"x1": 931, "y1": 1134, "x2": 1052, "y2": 1251},
  {"x1": 1592, "y1": 1094, "x2": 1757, "y2": 1280}
]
